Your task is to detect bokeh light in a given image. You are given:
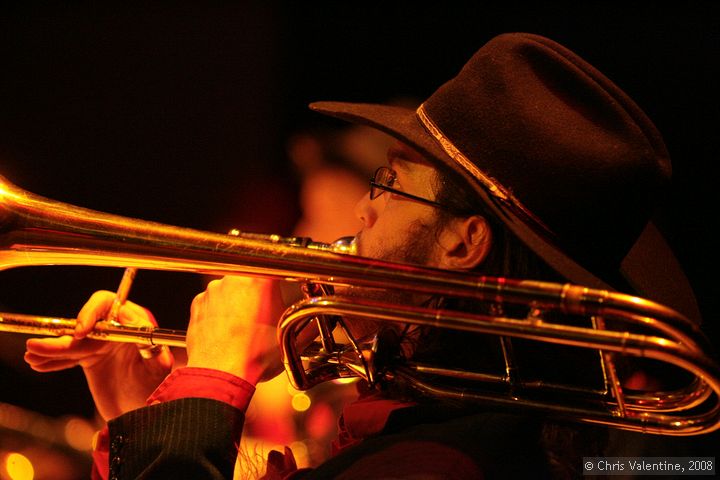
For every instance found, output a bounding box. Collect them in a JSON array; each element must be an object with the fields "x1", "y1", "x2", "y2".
[
  {"x1": 291, "y1": 393, "x2": 311, "y2": 412},
  {"x1": 4, "y1": 452, "x2": 34, "y2": 480}
]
